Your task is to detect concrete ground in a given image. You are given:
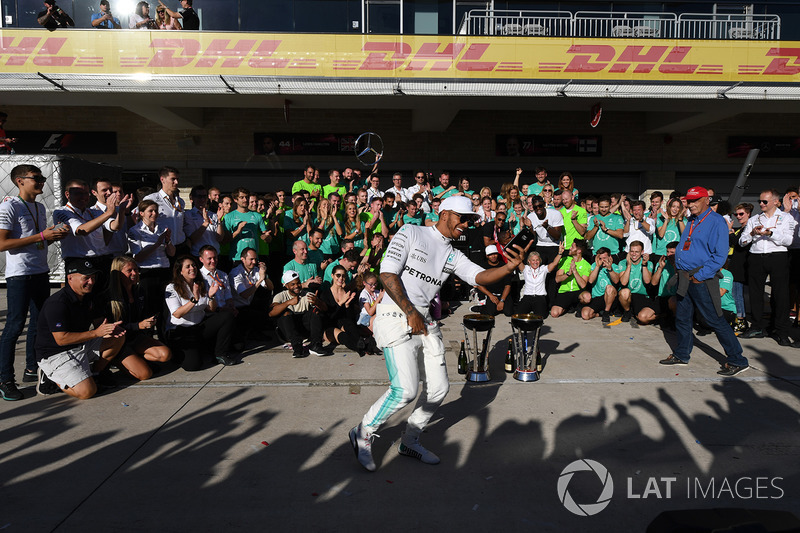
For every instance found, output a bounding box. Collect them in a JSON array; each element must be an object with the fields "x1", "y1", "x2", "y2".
[{"x1": 2, "y1": 290, "x2": 800, "y2": 532}]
